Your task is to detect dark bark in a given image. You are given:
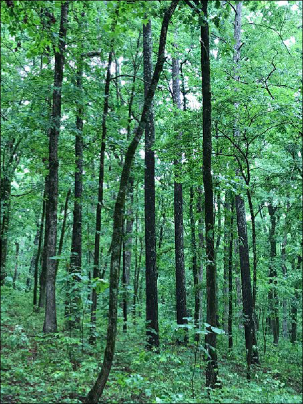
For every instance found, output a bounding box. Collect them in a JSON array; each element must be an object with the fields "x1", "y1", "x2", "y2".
[
  {"x1": 26, "y1": 219, "x2": 41, "y2": 291},
  {"x1": 190, "y1": 186, "x2": 200, "y2": 340},
  {"x1": 56, "y1": 188, "x2": 71, "y2": 277},
  {"x1": 228, "y1": 198, "x2": 234, "y2": 349},
  {"x1": 90, "y1": 49, "x2": 114, "y2": 344},
  {"x1": 68, "y1": 52, "x2": 84, "y2": 329},
  {"x1": 0, "y1": 177, "x2": 11, "y2": 284},
  {"x1": 223, "y1": 192, "x2": 231, "y2": 333},
  {"x1": 85, "y1": 2, "x2": 178, "y2": 402},
  {"x1": 235, "y1": 195, "x2": 259, "y2": 373},
  {"x1": 268, "y1": 203, "x2": 279, "y2": 344},
  {"x1": 200, "y1": 0, "x2": 219, "y2": 388},
  {"x1": 197, "y1": 187, "x2": 204, "y2": 326},
  {"x1": 43, "y1": 1, "x2": 69, "y2": 333},
  {"x1": 233, "y1": 1, "x2": 259, "y2": 375},
  {"x1": 247, "y1": 190, "x2": 257, "y2": 310},
  {"x1": 39, "y1": 176, "x2": 49, "y2": 308},
  {"x1": 144, "y1": 19, "x2": 160, "y2": 349},
  {"x1": 34, "y1": 197, "x2": 46, "y2": 307},
  {"x1": 172, "y1": 53, "x2": 188, "y2": 339},
  {"x1": 290, "y1": 255, "x2": 301, "y2": 343},
  {"x1": 12, "y1": 242, "x2": 19, "y2": 289}
]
